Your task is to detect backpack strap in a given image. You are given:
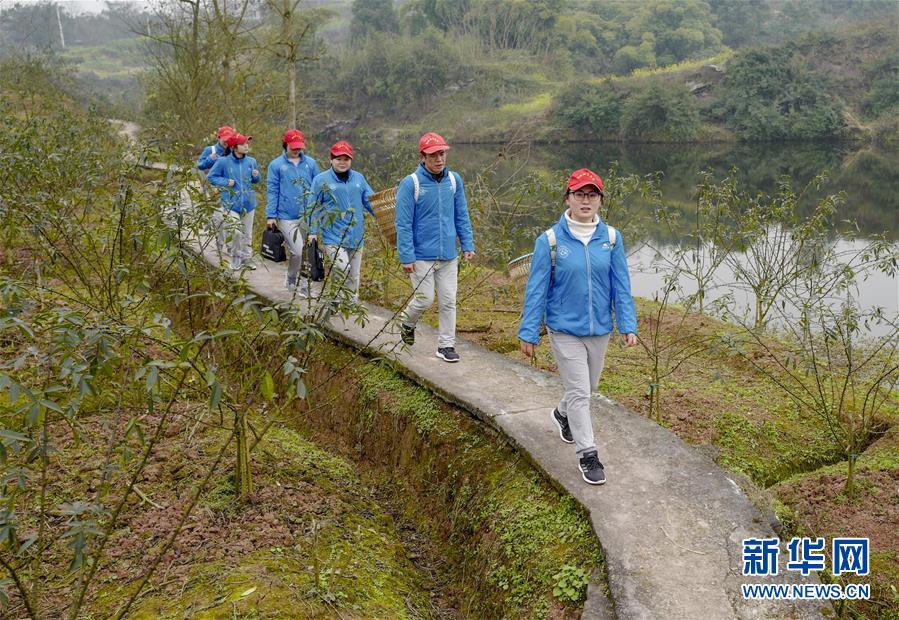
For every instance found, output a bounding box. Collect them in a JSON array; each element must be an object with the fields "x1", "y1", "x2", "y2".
[
  {"x1": 545, "y1": 227, "x2": 556, "y2": 286},
  {"x1": 409, "y1": 171, "x2": 457, "y2": 203},
  {"x1": 608, "y1": 225, "x2": 617, "y2": 248},
  {"x1": 409, "y1": 173, "x2": 420, "y2": 202}
]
